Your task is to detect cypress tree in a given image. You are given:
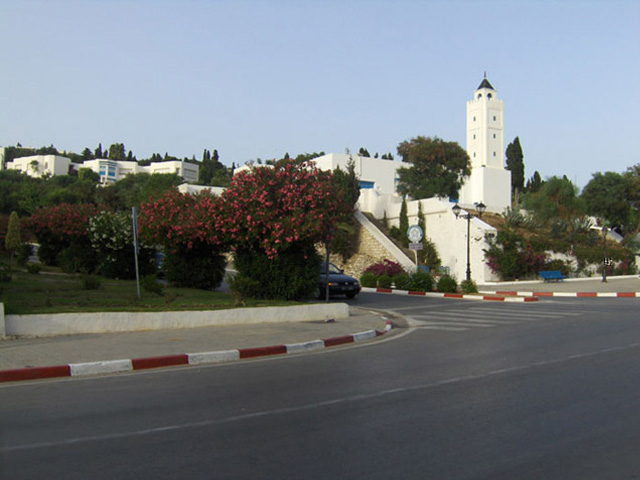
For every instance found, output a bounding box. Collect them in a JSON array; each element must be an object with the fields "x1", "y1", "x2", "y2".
[
  {"x1": 506, "y1": 136, "x2": 525, "y2": 196},
  {"x1": 5, "y1": 211, "x2": 21, "y2": 259}
]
